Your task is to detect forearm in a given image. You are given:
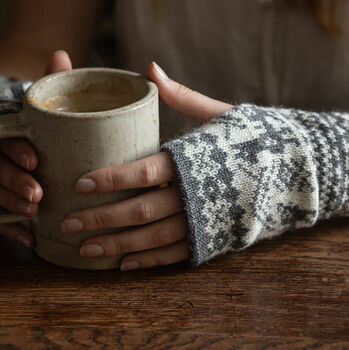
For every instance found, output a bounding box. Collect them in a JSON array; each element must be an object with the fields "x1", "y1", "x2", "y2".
[{"x1": 163, "y1": 104, "x2": 349, "y2": 265}]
